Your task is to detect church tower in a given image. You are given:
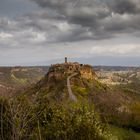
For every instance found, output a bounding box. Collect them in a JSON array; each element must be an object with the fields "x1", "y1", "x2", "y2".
[{"x1": 65, "y1": 57, "x2": 67, "y2": 63}]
